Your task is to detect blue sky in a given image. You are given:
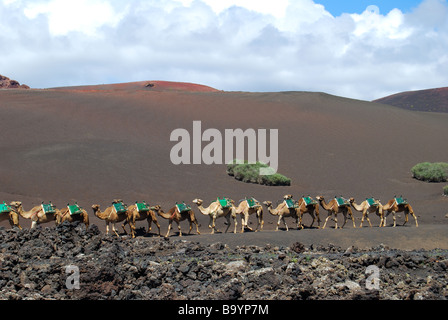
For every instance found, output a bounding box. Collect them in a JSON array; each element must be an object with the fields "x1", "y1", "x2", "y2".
[
  {"x1": 1, "y1": 0, "x2": 448, "y2": 100},
  {"x1": 315, "y1": 0, "x2": 424, "y2": 15}
]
